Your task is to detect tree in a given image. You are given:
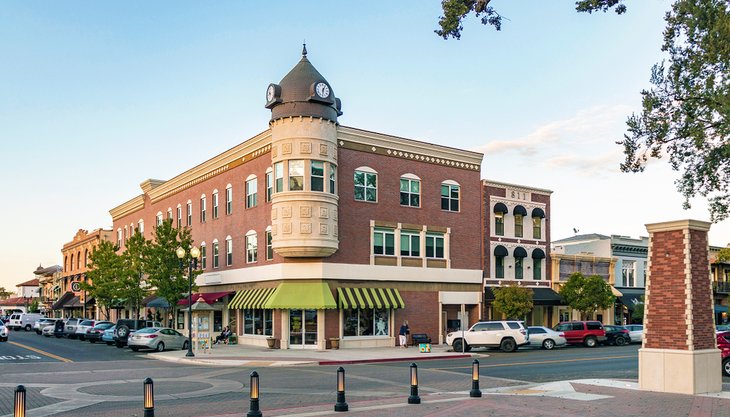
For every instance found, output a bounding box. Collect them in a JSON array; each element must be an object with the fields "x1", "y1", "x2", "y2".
[
  {"x1": 492, "y1": 284, "x2": 534, "y2": 320},
  {"x1": 559, "y1": 272, "x2": 615, "y2": 319},
  {"x1": 144, "y1": 219, "x2": 199, "y2": 315},
  {"x1": 718, "y1": 247, "x2": 730, "y2": 263},
  {"x1": 0, "y1": 287, "x2": 11, "y2": 299},
  {"x1": 81, "y1": 240, "x2": 123, "y2": 320},
  {"x1": 28, "y1": 299, "x2": 40, "y2": 313},
  {"x1": 620, "y1": 0, "x2": 730, "y2": 221},
  {"x1": 631, "y1": 295, "x2": 644, "y2": 323},
  {"x1": 435, "y1": 0, "x2": 625, "y2": 40},
  {"x1": 119, "y1": 231, "x2": 149, "y2": 319}
]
